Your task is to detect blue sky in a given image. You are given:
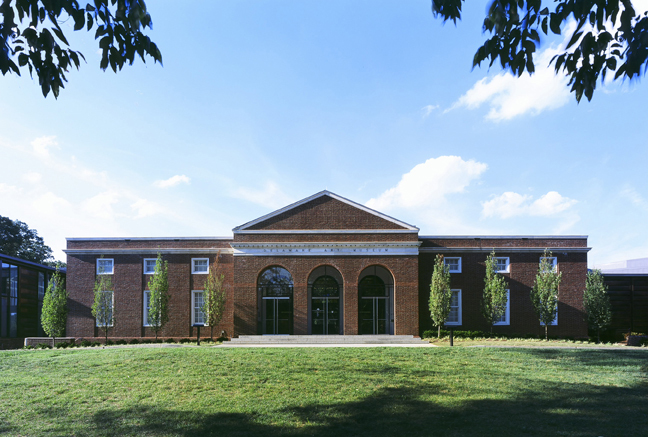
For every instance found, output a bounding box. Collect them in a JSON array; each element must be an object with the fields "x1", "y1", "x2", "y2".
[{"x1": 1, "y1": 0, "x2": 647, "y2": 267}]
